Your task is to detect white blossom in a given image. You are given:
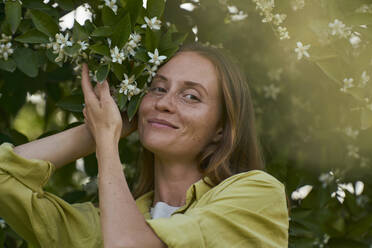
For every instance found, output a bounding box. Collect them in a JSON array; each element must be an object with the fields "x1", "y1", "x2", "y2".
[
  {"x1": 358, "y1": 70, "x2": 370, "y2": 88},
  {"x1": 340, "y1": 78, "x2": 354, "y2": 92},
  {"x1": 110, "y1": 46, "x2": 125, "y2": 64},
  {"x1": 78, "y1": 41, "x2": 88, "y2": 51},
  {"x1": 355, "y1": 4, "x2": 372, "y2": 14},
  {"x1": 0, "y1": 34, "x2": 12, "y2": 43},
  {"x1": 344, "y1": 127, "x2": 359, "y2": 139},
  {"x1": 231, "y1": 11, "x2": 248, "y2": 22},
  {"x1": 141, "y1": 16, "x2": 162, "y2": 30},
  {"x1": 124, "y1": 32, "x2": 141, "y2": 56},
  {"x1": 294, "y1": 41, "x2": 310, "y2": 60},
  {"x1": 347, "y1": 144, "x2": 360, "y2": 159},
  {"x1": 291, "y1": 0, "x2": 305, "y2": 11},
  {"x1": 291, "y1": 185, "x2": 313, "y2": 200},
  {"x1": 349, "y1": 33, "x2": 361, "y2": 48},
  {"x1": 145, "y1": 64, "x2": 158, "y2": 82},
  {"x1": 263, "y1": 84, "x2": 280, "y2": 100},
  {"x1": 328, "y1": 19, "x2": 351, "y2": 38},
  {"x1": 273, "y1": 14, "x2": 286, "y2": 25},
  {"x1": 355, "y1": 181, "x2": 364, "y2": 195},
  {"x1": 130, "y1": 32, "x2": 141, "y2": 44},
  {"x1": 319, "y1": 171, "x2": 334, "y2": 188},
  {"x1": 118, "y1": 73, "x2": 142, "y2": 100},
  {"x1": 268, "y1": 68, "x2": 283, "y2": 81},
  {"x1": 104, "y1": 0, "x2": 118, "y2": 14},
  {"x1": 278, "y1": 26, "x2": 290, "y2": 40},
  {"x1": 0, "y1": 219, "x2": 5, "y2": 229},
  {"x1": 227, "y1": 5, "x2": 238, "y2": 14},
  {"x1": 55, "y1": 33, "x2": 73, "y2": 49},
  {"x1": 0, "y1": 42, "x2": 14, "y2": 61},
  {"x1": 148, "y1": 48, "x2": 167, "y2": 66}
]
